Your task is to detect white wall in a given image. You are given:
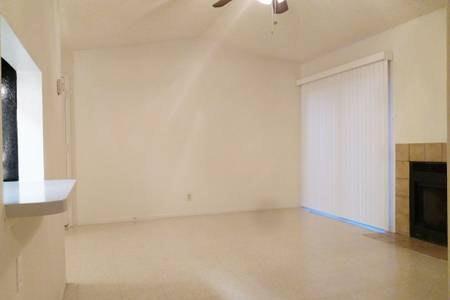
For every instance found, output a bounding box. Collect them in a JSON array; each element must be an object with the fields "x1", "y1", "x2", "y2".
[
  {"x1": 17, "y1": 71, "x2": 45, "y2": 181},
  {"x1": 72, "y1": 39, "x2": 300, "y2": 225},
  {"x1": 299, "y1": 8, "x2": 447, "y2": 144},
  {"x1": 0, "y1": 0, "x2": 67, "y2": 299}
]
